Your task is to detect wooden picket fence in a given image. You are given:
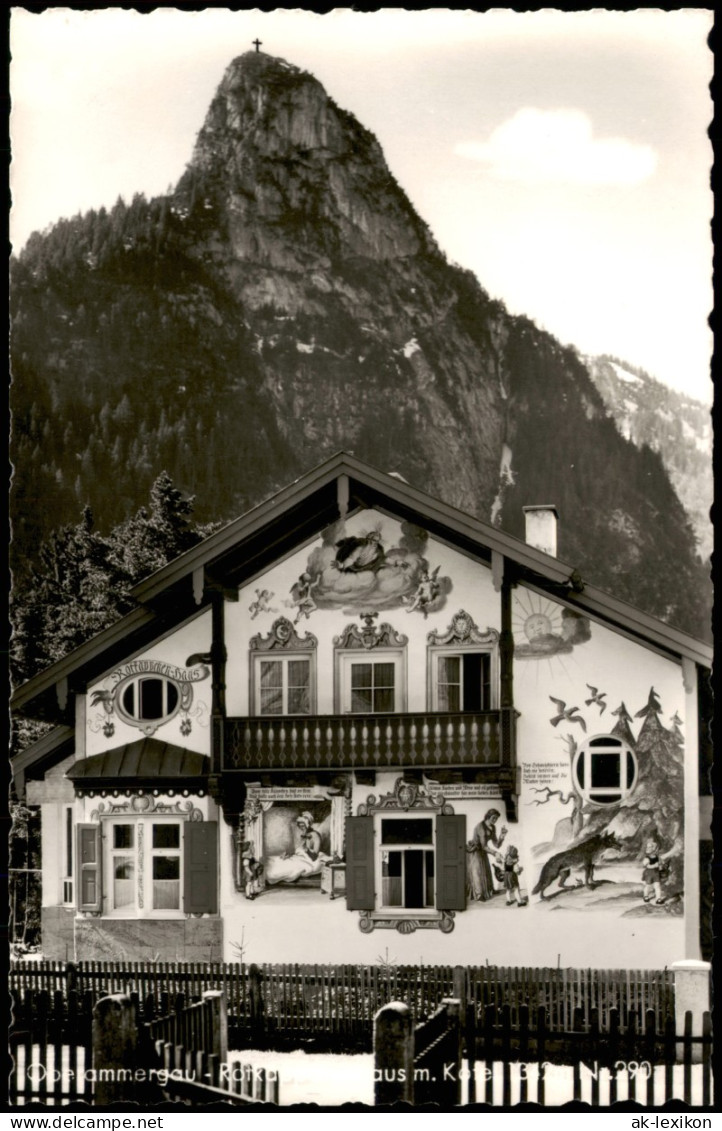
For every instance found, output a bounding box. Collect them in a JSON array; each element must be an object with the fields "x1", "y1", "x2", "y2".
[
  {"x1": 9, "y1": 960, "x2": 675, "y2": 1051},
  {"x1": 376, "y1": 999, "x2": 713, "y2": 1108},
  {"x1": 9, "y1": 987, "x2": 279, "y2": 1107}
]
